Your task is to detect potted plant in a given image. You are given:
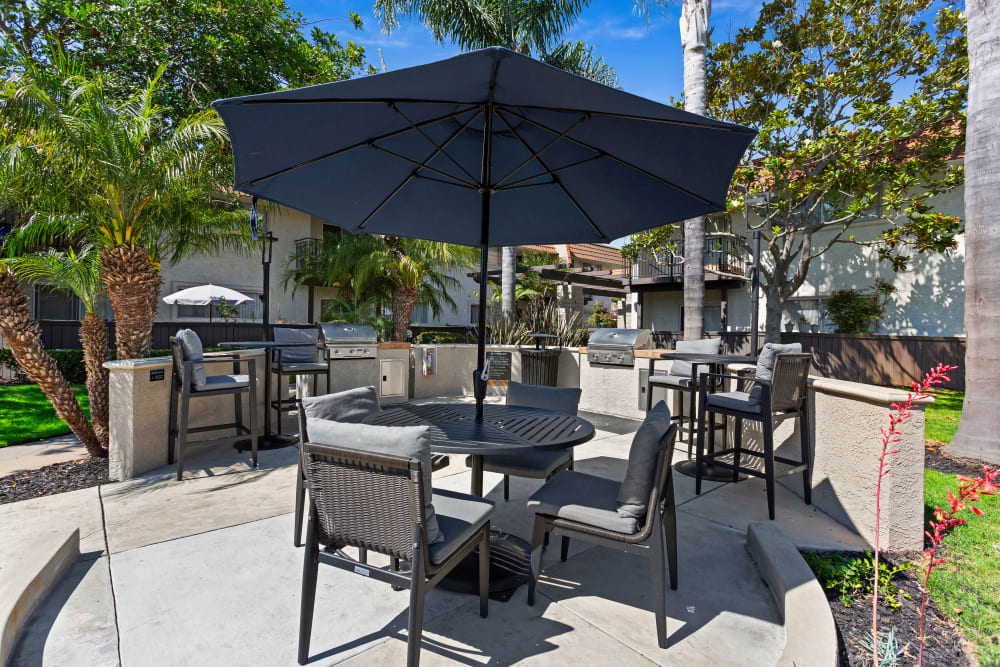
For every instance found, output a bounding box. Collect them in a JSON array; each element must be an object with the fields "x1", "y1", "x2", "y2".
[
  {"x1": 797, "y1": 316, "x2": 810, "y2": 333},
  {"x1": 785, "y1": 321, "x2": 795, "y2": 333}
]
